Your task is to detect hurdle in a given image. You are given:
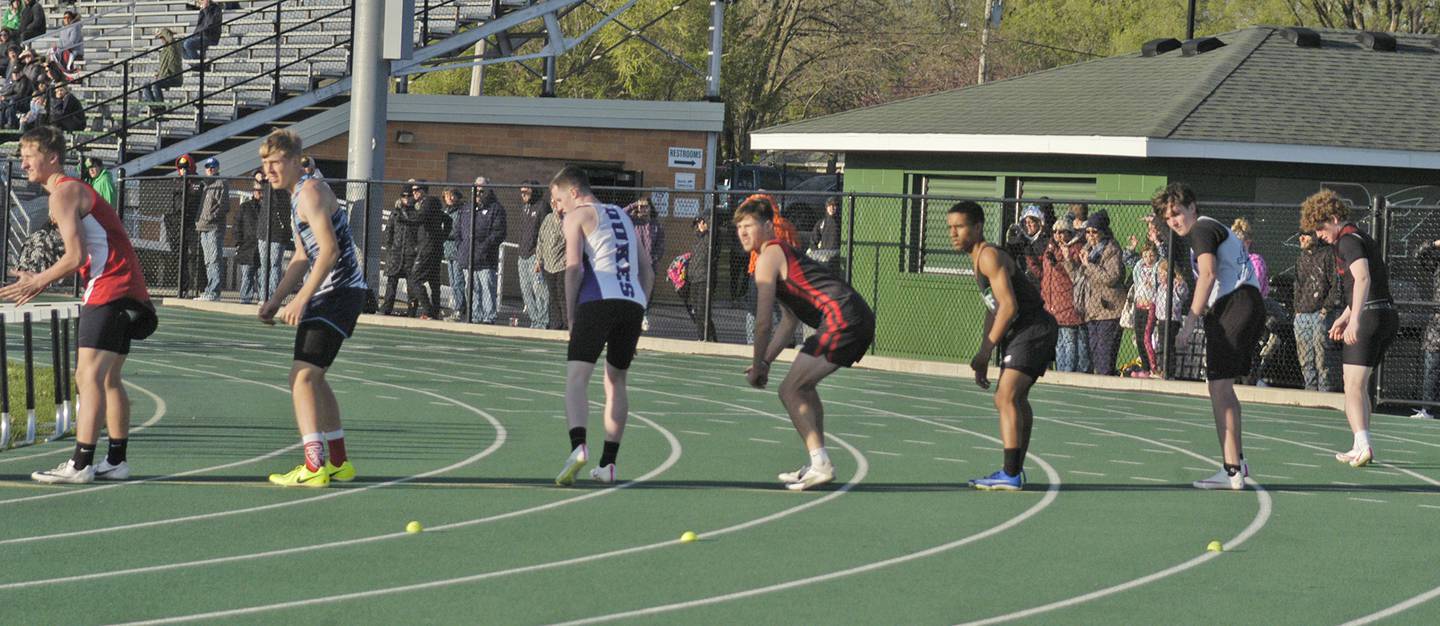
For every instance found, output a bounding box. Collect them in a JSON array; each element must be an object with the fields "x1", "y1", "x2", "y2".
[{"x1": 0, "y1": 302, "x2": 80, "y2": 450}]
